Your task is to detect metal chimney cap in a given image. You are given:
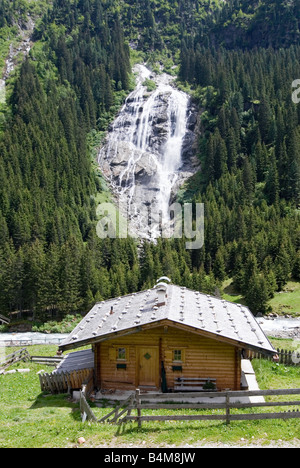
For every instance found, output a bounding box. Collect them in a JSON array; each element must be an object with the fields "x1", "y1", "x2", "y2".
[{"x1": 156, "y1": 276, "x2": 171, "y2": 284}]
